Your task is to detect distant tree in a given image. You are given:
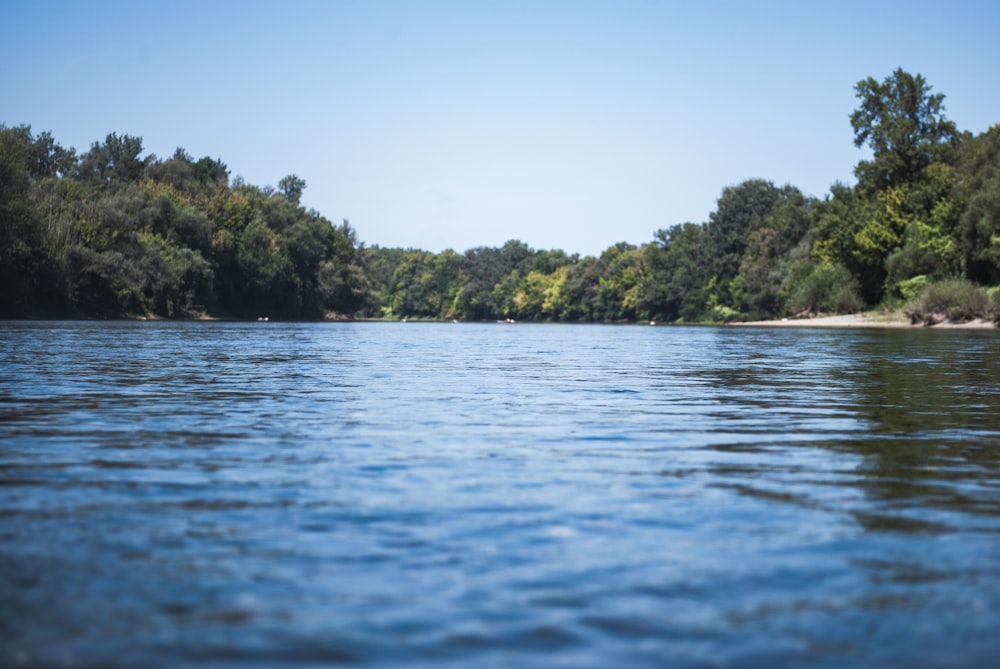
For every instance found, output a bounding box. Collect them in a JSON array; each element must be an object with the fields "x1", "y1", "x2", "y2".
[
  {"x1": 0, "y1": 124, "x2": 41, "y2": 315},
  {"x1": 278, "y1": 174, "x2": 306, "y2": 204},
  {"x1": 316, "y1": 220, "x2": 375, "y2": 316},
  {"x1": 555, "y1": 257, "x2": 600, "y2": 321},
  {"x1": 78, "y1": 132, "x2": 147, "y2": 188},
  {"x1": 27, "y1": 129, "x2": 76, "y2": 178},
  {"x1": 638, "y1": 223, "x2": 707, "y2": 322},
  {"x1": 452, "y1": 246, "x2": 506, "y2": 320},
  {"x1": 529, "y1": 248, "x2": 573, "y2": 275},
  {"x1": 145, "y1": 148, "x2": 194, "y2": 191},
  {"x1": 701, "y1": 179, "x2": 788, "y2": 312},
  {"x1": 236, "y1": 216, "x2": 292, "y2": 313},
  {"x1": 509, "y1": 270, "x2": 554, "y2": 320},
  {"x1": 192, "y1": 156, "x2": 228, "y2": 187},
  {"x1": 498, "y1": 239, "x2": 534, "y2": 273},
  {"x1": 594, "y1": 242, "x2": 642, "y2": 321}
]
